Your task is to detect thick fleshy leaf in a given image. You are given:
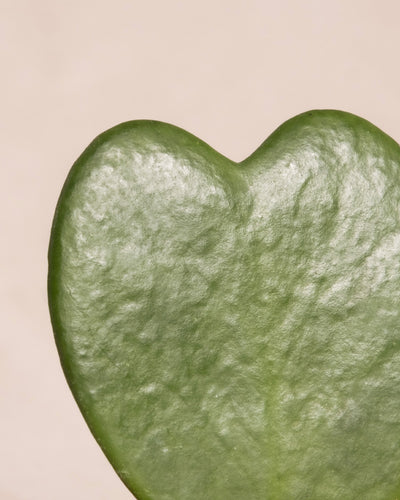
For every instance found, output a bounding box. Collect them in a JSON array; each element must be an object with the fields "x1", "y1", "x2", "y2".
[{"x1": 49, "y1": 111, "x2": 400, "y2": 499}]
